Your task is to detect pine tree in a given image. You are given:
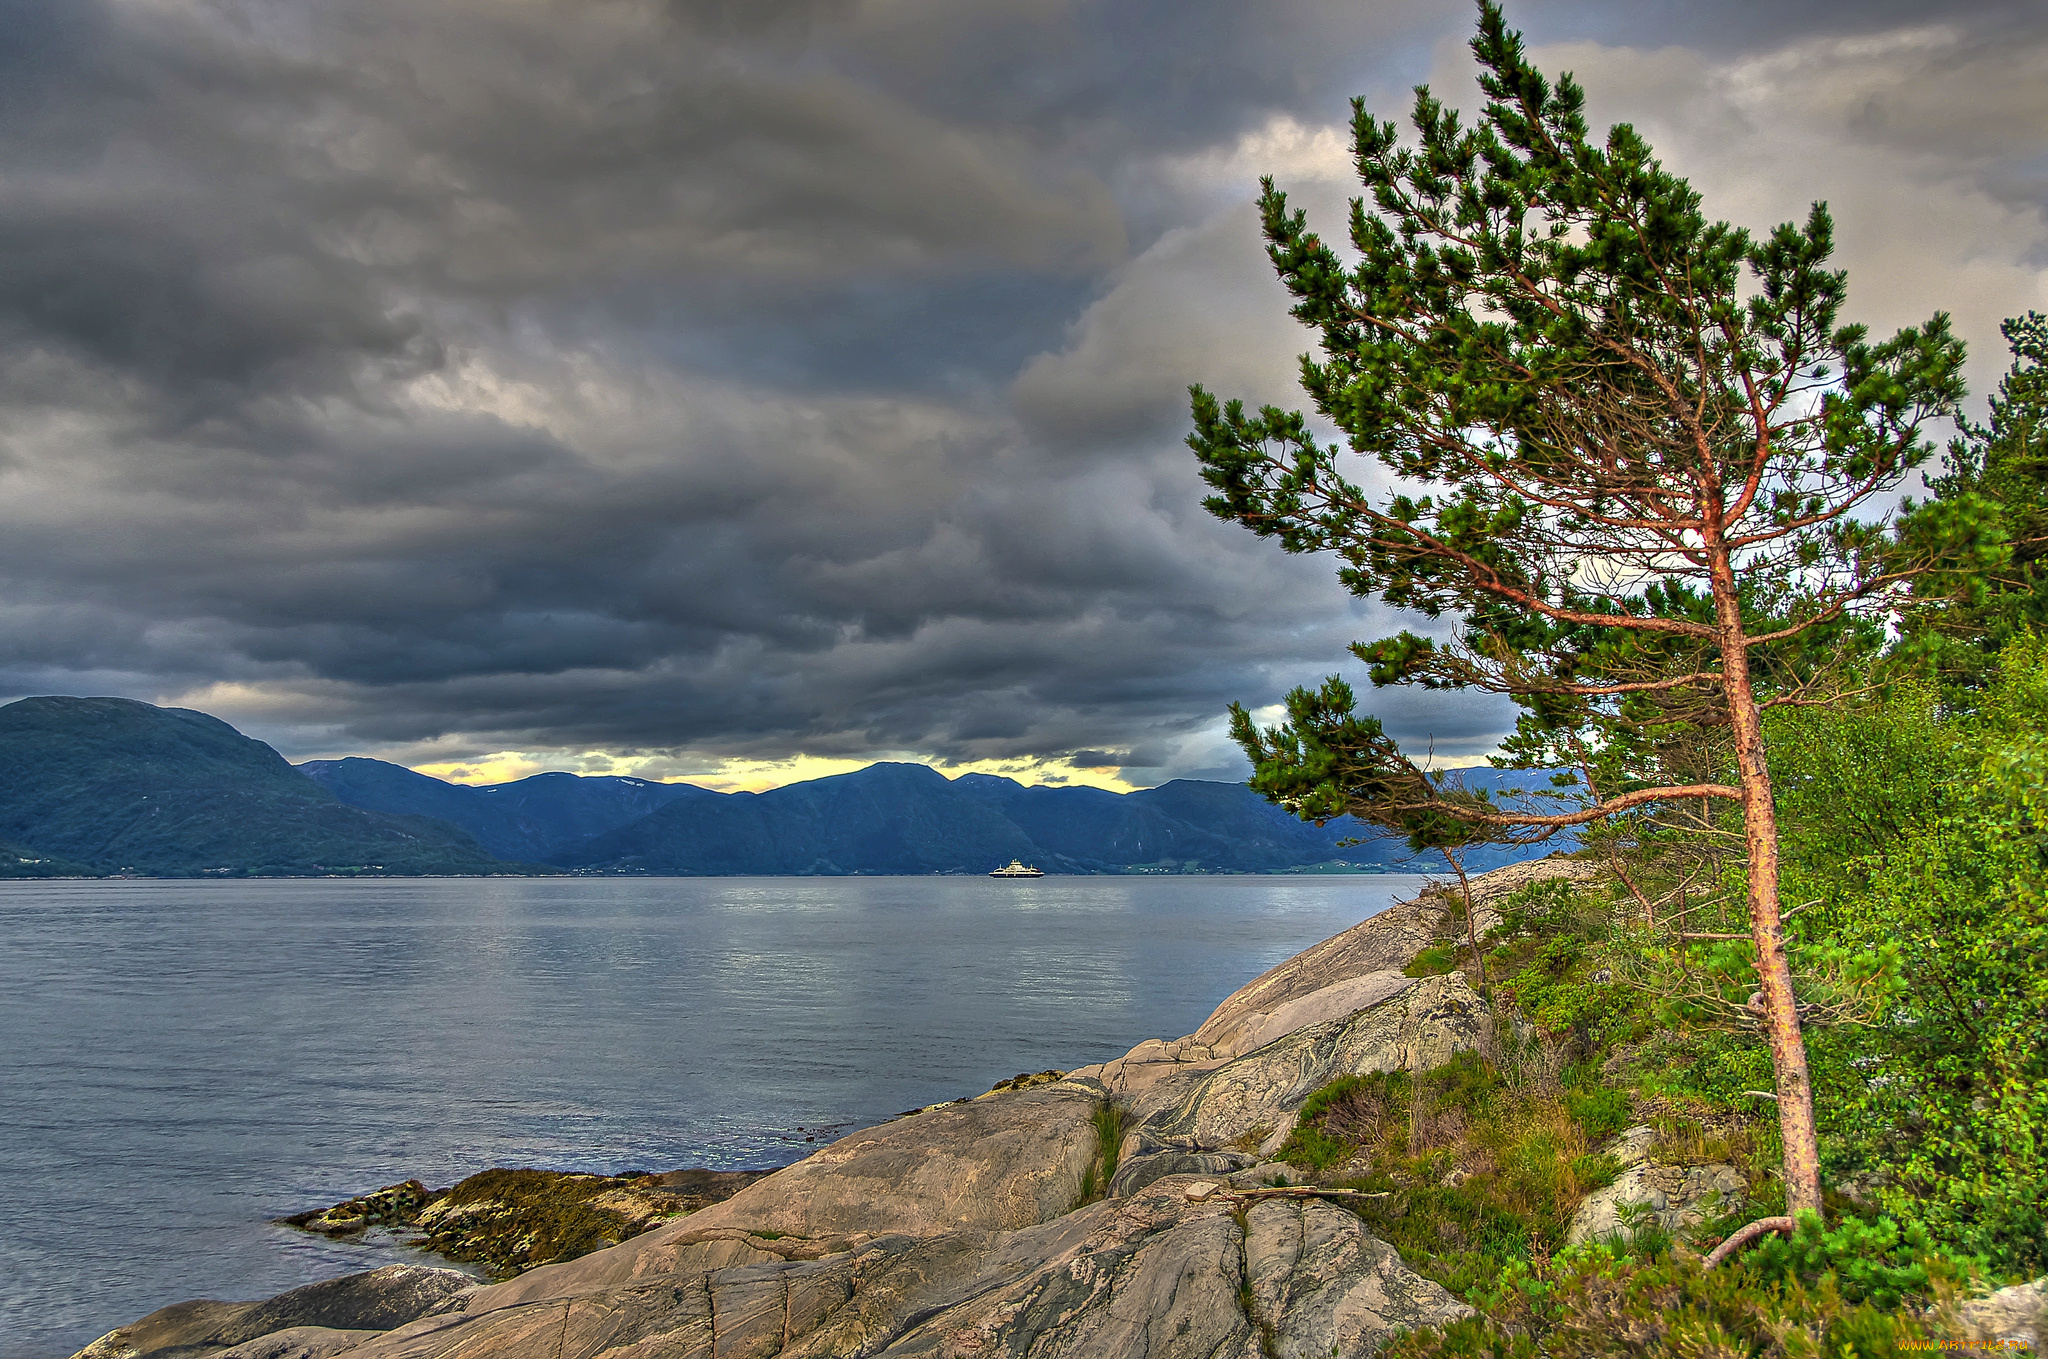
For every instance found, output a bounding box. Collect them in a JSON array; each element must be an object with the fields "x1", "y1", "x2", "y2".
[
  {"x1": 1188, "y1": 1, "x2": 1973, "y2": 1232},
  {"x1": 1900, "y1": 311, "x2": 2048, "y2": 687}
]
